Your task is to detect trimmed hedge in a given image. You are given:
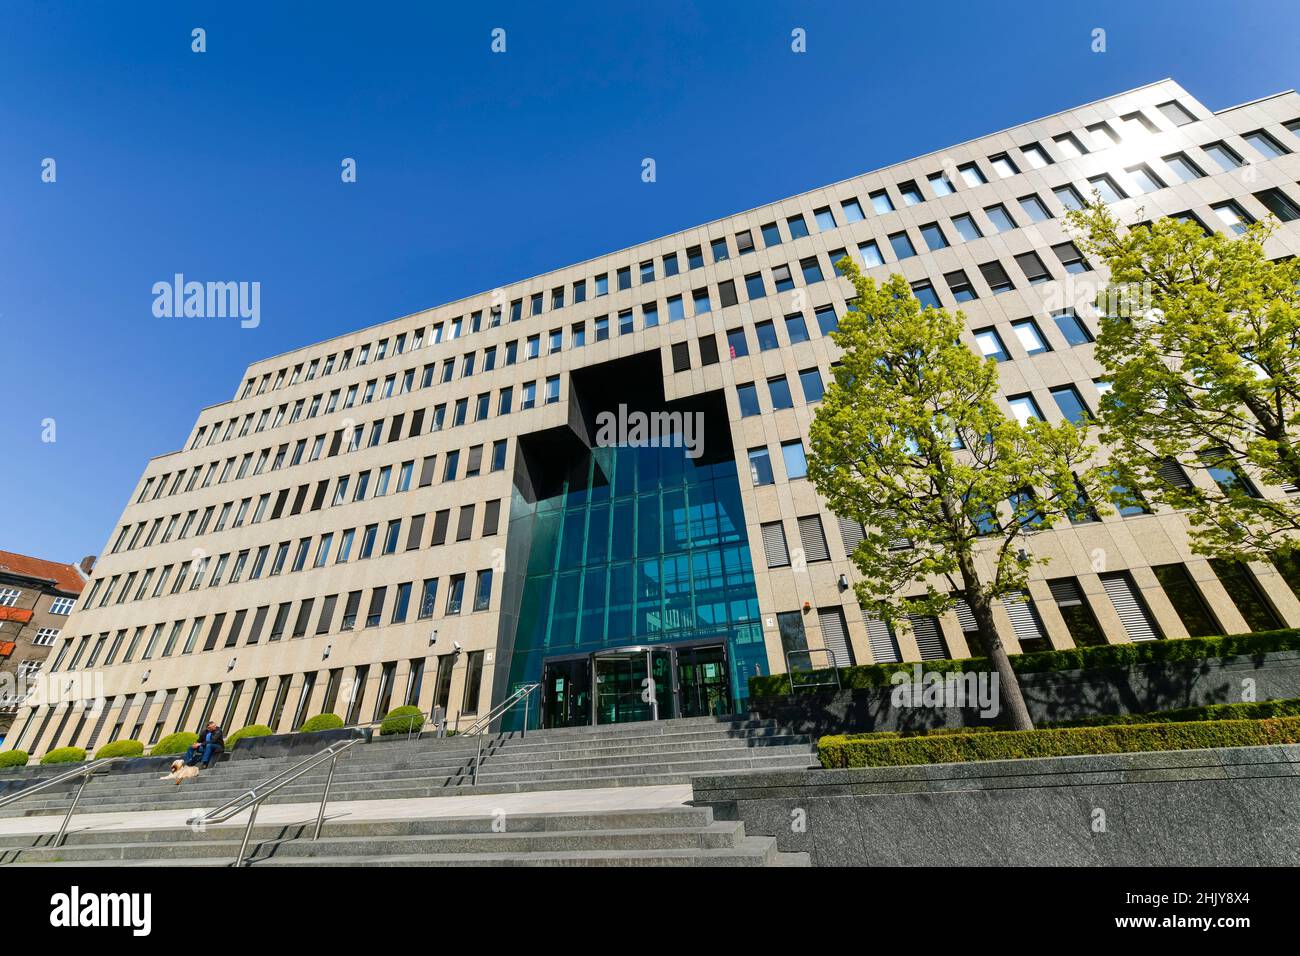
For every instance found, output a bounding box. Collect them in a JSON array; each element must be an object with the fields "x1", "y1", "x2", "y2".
[
  {"x1": 818, "y1": 716, "x2": 1300, "y2": 768},
  {"x1": 753, "y1": 627, "x2": 1300, "y2": 698},
  {"x1": 225, "y1": 724, "x2": 273, "y2": 749},
  {"x1": 94, "y1": 739, "x2": 144, "y2": 760},
  {"x1": 40, "y1": 747, "x2": 87, "y2": 765},
  {"x1": 379, "y1": 706, "x2": 425, "y2": 736},
  {"x1": 298, "y1": 713, "x2": 344, "y2": 734},
  {"x1": 151, "y1": 732, "x2": 198, "y2": 756},
  {"x1": 0, "y1": 750, "x2": 30, "y2": 770},
  {"x1": 1044, "y1": 697, "x2": 1300, "y2": 728}
]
